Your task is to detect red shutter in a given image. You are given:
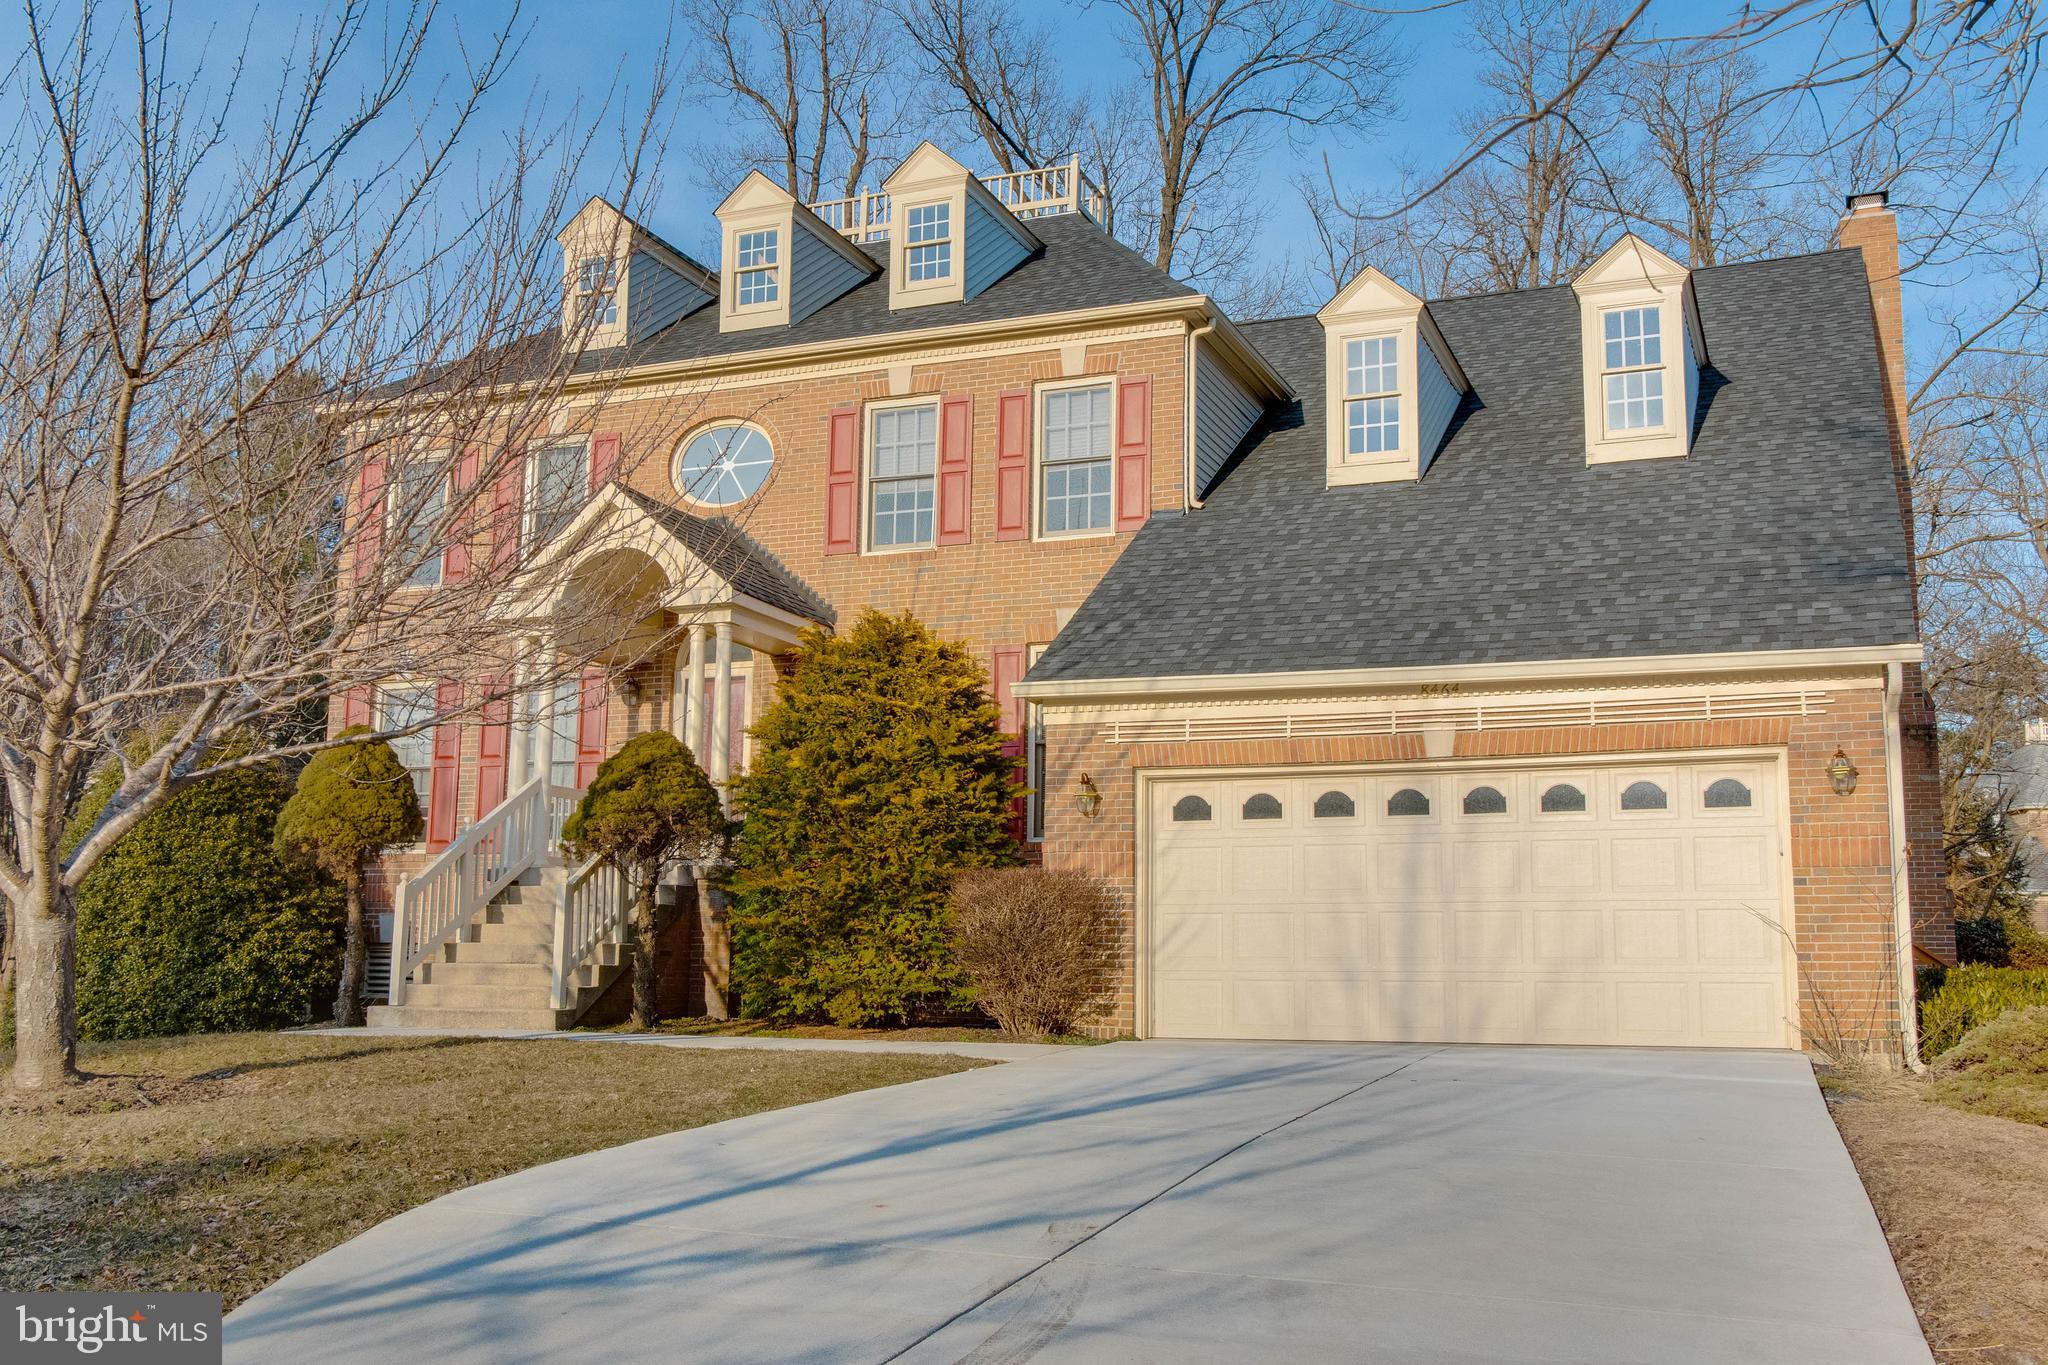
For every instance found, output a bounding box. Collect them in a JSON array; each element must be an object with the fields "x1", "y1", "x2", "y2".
[
  {"x1": 589, "y1": 431, "x2": 621, "y2": 492},
  {"x1": 995, "y1": 390, "x2": 1031, "y2": 541},
  {"x1": 425, "y1": 680, "x2": 464, "y2": 851},
  {"x1": 442, "y1": 447, "x2": 481, "y2": 584},
  {"x1": 490, "y1": 457, "x2": 523, "y2": 576},
  {"x1": 936, "y1": 394, "x2": 974, "y2": 546},
  {"x1": 824, "y1": 406, "x2": 860, "y2": 555},
  {"x1": 1114, "y1": 377, "x2": 1152, "y2": 532},
  {"x1": 338, "y1": 686, "x2": 372, "y2": 734},
  {"x1": 351, "y1": 457, "x2": 386, "y2": 585},
  {"x1": 573, "y1": 665, "x2": 608, "y2": 787},
  {"x1": 991, "y1": 646, "x2": 1029, "y2": 842},
  {"x1": 474, "y1": 679, "x2": 511, "y2": 816}
]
